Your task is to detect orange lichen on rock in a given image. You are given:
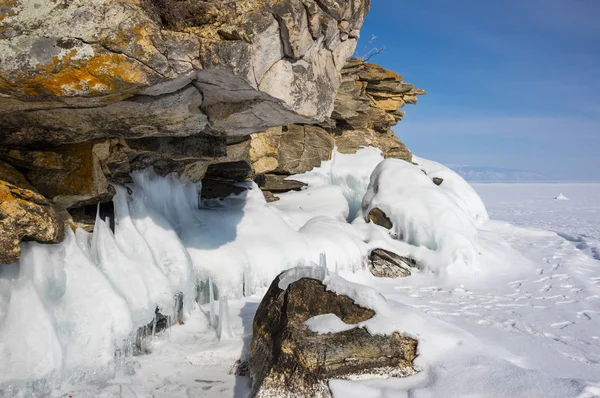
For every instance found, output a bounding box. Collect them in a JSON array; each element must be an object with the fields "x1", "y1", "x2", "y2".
[
  {"x1": 0, "y1": 178, "x2": 66, "y2": 264},
  {"x1": 0, "y1": 48, "x2": 153, "y2": 98},
  {"x1": 0, "y1": 0, "x2": 21, "y2": 22},
  {"x1": 359, "y1": 62, "x2": 404, "y2": 82},
  {"x1": 6, "y1": 142, "x2": 109, "y2": 205}
]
